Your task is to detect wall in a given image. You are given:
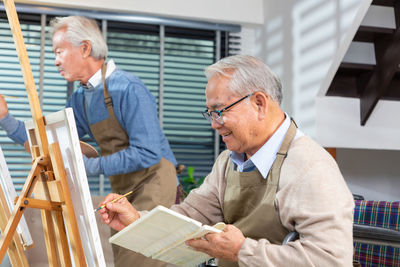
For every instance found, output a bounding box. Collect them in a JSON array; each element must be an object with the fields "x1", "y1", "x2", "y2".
[
  {"x1": 316, "y1": 3, "x2": 400, "y2": 150},
  {"x1": 17, "y1": 0, "x2": 264, "y2": 25},
  {"x1": 250, "y1": 0, "x2": 372, "y2": 137},
  {"x1": 337, "y1": 148, "x2": 400, "y2": 201},
  {"x1": 241, "y1": 0, "x2": 399, "y2": 201},
  {"x1": 316, "y1": 97, "x2": 400, "y2": 150}
]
